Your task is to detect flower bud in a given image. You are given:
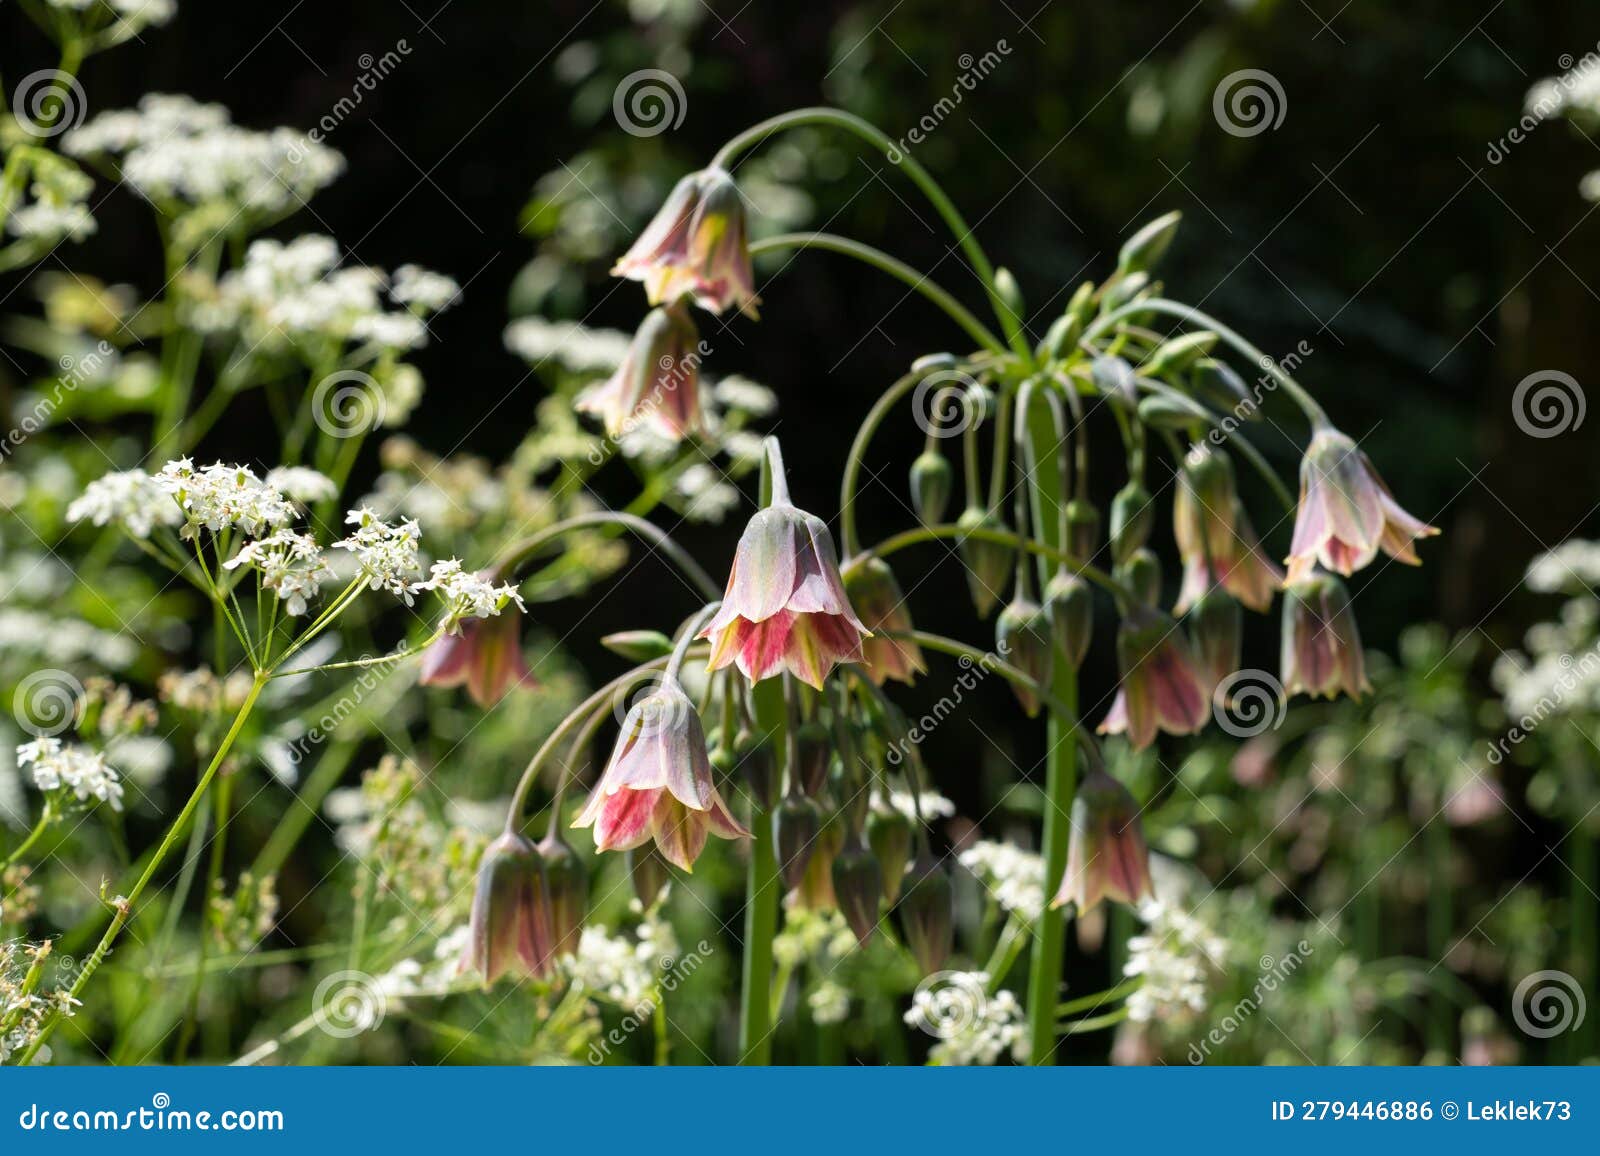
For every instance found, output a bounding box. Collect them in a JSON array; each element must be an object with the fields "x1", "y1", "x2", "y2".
[
  {"x1": 899, "y1": 855, "x2": 954, "y2": 975},
  {"x1": 1190, "y1": 358, "x2": 1252, "y2": 415},
  {"x1": 831, "y1": 842, "x2": 883, "y2": 946},
  {"x1": 909, "y1": 448, "x2": 955, "y2": 526},
  {"x1": 1038, "y1": 281, "x2": 1095, "y2": 361},
  {"x1": 1091, "y1": 355, "x2": 1139, "y2": 408},
  {"x1": 777, "y1": 794, "x2": 824, "y2": 890},
  {"x1": 994, "y1": 266, "x2": 1026, "y2": 329},
  {"x1": 627, "y1": 844, "x2": 671, "y2": 909},
  {"x1": 843, "y1": 555, "x2": 927, "y2": 685},
  {"x1": 996, "y1": 592, "x2": 1053, "y2": 717},
  {"x1": 1051, "y1": 768, "x2": 1153, "y2": 914},
  {"x1": 537, "y1": 831, "x2": 588, "y2": 959},
  {"x1": 866, "y1": 806, "x2": 913, "y2": 902},
  {"x1": 1187, "y1": 586, "x2": 1242, "y2": 698},
  {"x1": 795, "y1": 816, "x2": 845, "y2": 910},
  {"x1": 733, "y1": 726, "x2": 778, "y2": 811},
  {"x1": 796, "y1": 722, "x2": 832, "y2": 798},
  {"x1": 1109, "y1": 480, "x2": 1154, "y2": 566},
  {"x1": 468, "y1": 832, "x2": 551, "y2": 984},
  {"x1": 599, "y1": 630, "x2": 675, "y2": 662},
  {"x1": 1102, "y1": 271, "x2": 1149, "y2": 312},
  {"x1": 1065, "y1": 499, "x2": 1100, "y2": 563},
  {"x1": 1142, "y1": 330, "x2": 1216, "y2": 378},
  {"x1": 1281, "y1": 570, "x2": 1370, "y2": 699},
  {"x1": 956, "y1": 505, "x2": 1014, "y2": 618},
  {"x1": 1117, "y1": 210, "x2": 1182, "y2": 275},
  {"x1": 1114, "y1": 547, "x2": 1162, "y2": 607},
  {"x1": 1044, "y1": 567, "x2": 1094, "y2": 668}
]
